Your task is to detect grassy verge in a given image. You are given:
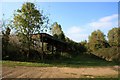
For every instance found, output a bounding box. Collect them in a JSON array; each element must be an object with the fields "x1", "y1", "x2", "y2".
[
  {"x1": 2, "y1": 60, "x2": 53, "y2": 67},
  {"x1": 2, "y1": 54, "x2": 117, "y2": 67}
]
